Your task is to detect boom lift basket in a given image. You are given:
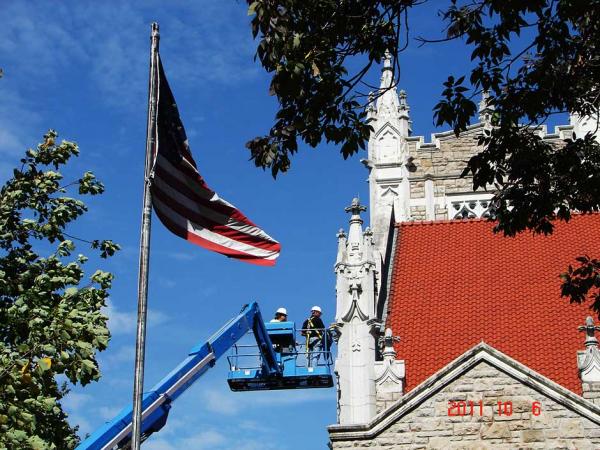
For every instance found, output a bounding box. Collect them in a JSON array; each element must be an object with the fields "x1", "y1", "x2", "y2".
[{"x1": 227, "y1": 321, "x2": 334, "y2": 391}]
